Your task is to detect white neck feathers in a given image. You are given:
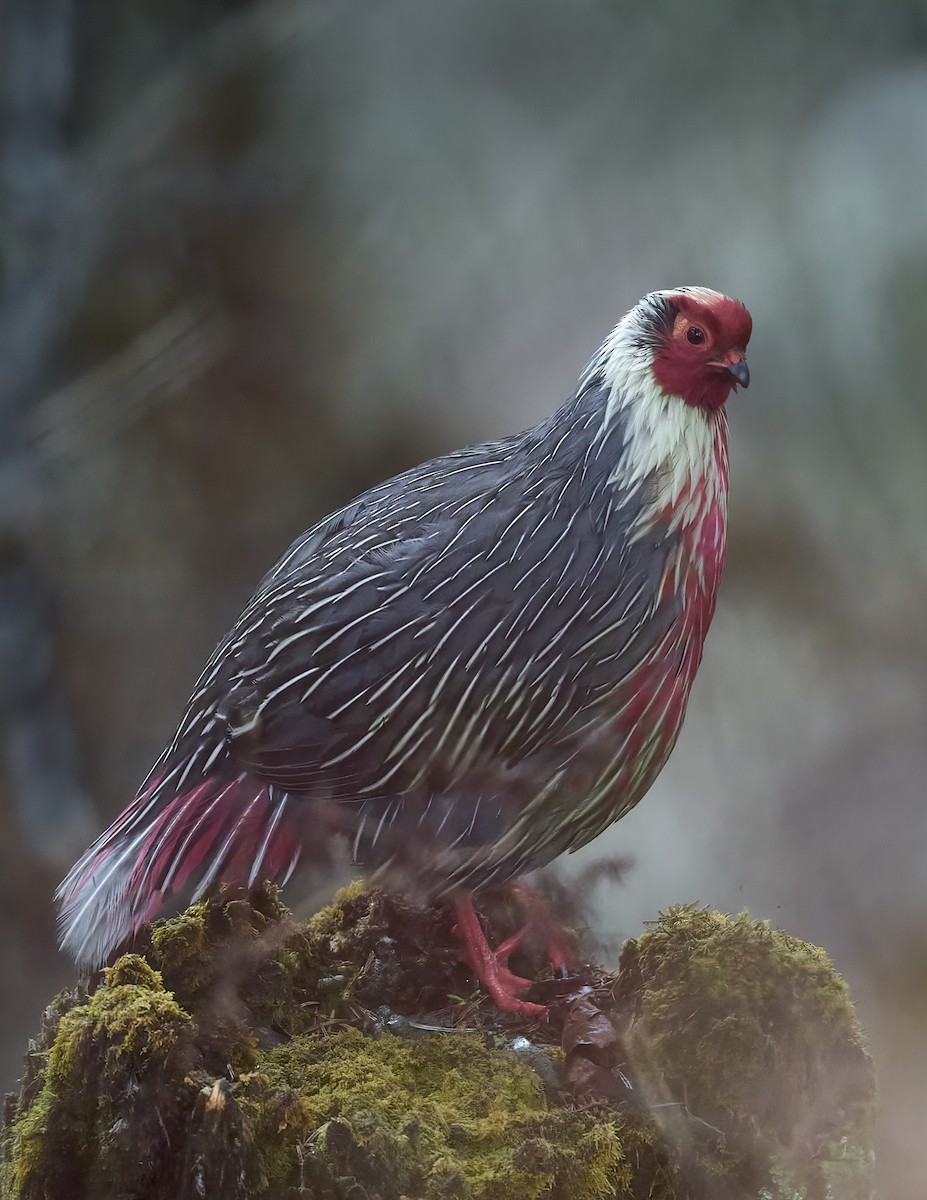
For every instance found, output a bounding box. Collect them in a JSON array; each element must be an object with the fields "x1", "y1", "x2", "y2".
[{"x1": 589, "y1": 308, "x2": 728, "y2": 518}]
